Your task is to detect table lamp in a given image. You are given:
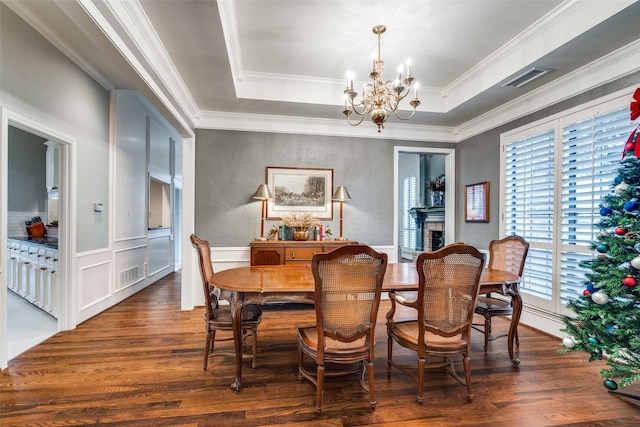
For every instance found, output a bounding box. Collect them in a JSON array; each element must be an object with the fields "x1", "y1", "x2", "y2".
[
  {"x1": 332, "y1": 186, "x2": 351, "y2": 241},
  {"x1": 252, "y1": 184, "x2": 273, "y2": 240}
]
